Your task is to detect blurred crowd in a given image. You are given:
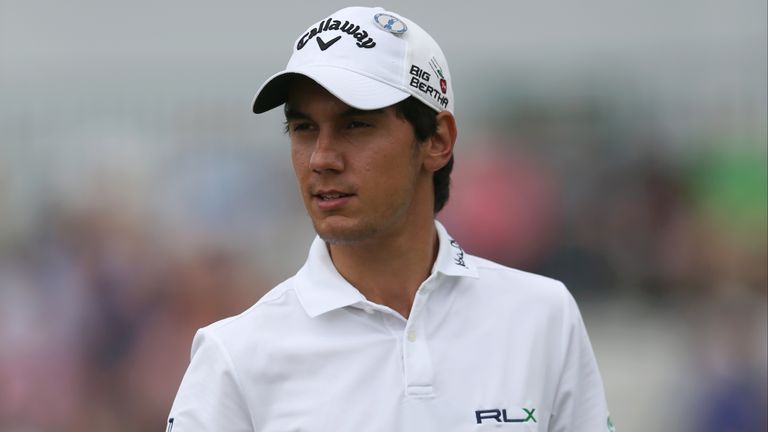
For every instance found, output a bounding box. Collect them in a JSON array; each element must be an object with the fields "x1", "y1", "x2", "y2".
[
  {"x1": 1, "y1": 88, "x2": 765, "y2": 431},
  {"x1": 0, "y1": 203, "x2": 264, "y2": 430}
]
